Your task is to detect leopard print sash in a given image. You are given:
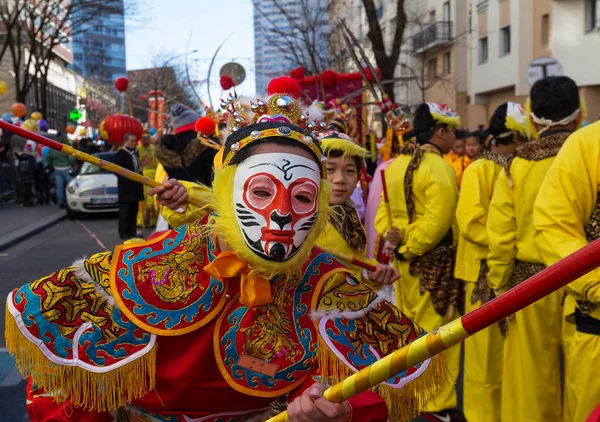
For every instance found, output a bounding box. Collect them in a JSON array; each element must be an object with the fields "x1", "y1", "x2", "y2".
[
  {"x1": 580, "y1": 195, "x2": 600, "y2": 316},
  {"x1": 507, "y1": 260, "x2": 546, "y2": 290},
  {"x1": 401, "y1": 144, "x2": 464, "y2": 317},
  {"x1": 329, "y1": 201, "x2": 367, "y2": 253},
  {"x1": 504, "y1": 131, "x2": 571, "y2": 186},
  {"x1": 472, "y1": 260, "x2": 508, "y2": 336},
  {"x1": 474, "y1": 151, "x2": 507, "y2": 168}
]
